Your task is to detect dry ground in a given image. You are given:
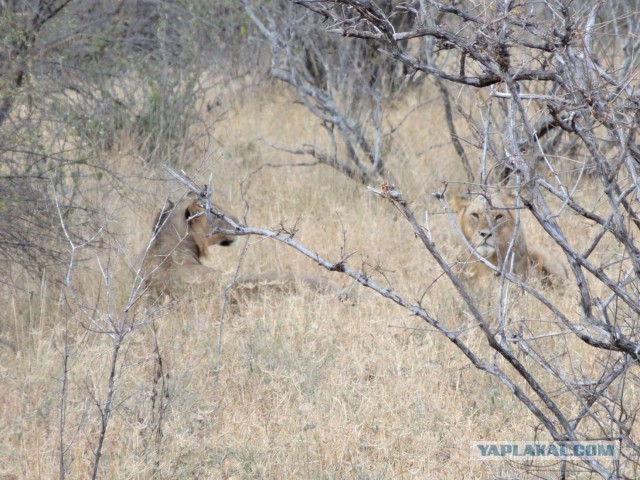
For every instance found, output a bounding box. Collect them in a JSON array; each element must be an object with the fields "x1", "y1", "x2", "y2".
[{"x1": 0, "y1": 81, "x2": 629, "y2": 479}]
